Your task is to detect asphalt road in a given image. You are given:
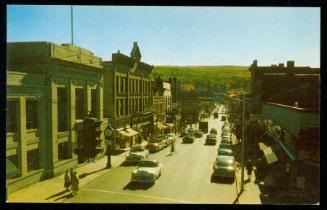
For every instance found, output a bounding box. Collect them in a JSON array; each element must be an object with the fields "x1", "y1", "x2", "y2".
[{"x1": 65, "y1": 113, "x2": 238, "y2": 204}]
